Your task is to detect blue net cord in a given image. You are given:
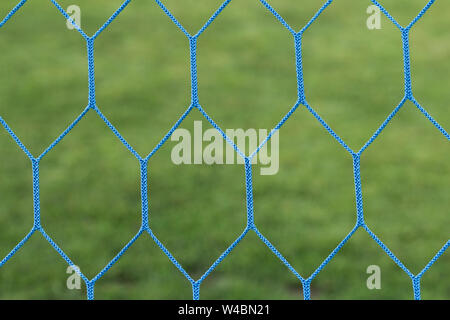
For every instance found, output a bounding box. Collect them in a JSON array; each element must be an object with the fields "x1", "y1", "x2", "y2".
[{"x1": 0, "y1": 0, "x2": 448, "y2": 300}]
